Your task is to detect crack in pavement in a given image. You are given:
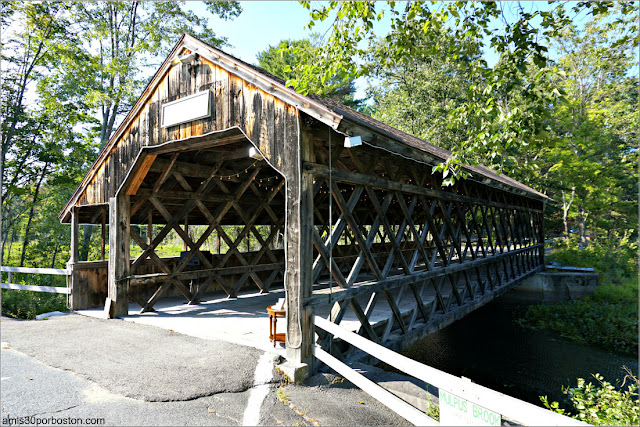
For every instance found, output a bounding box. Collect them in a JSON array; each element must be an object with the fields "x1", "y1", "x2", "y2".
[{"x1": 25, "y1": 404, "x2": 81, "y2": 418}]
